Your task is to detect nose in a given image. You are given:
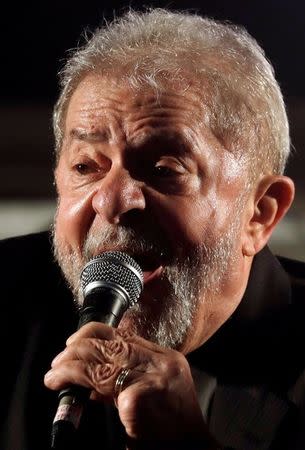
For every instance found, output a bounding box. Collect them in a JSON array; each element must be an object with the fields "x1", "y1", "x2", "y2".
[{"x1": 92, "y1": 166, "x2": 146, "y2": 224}]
